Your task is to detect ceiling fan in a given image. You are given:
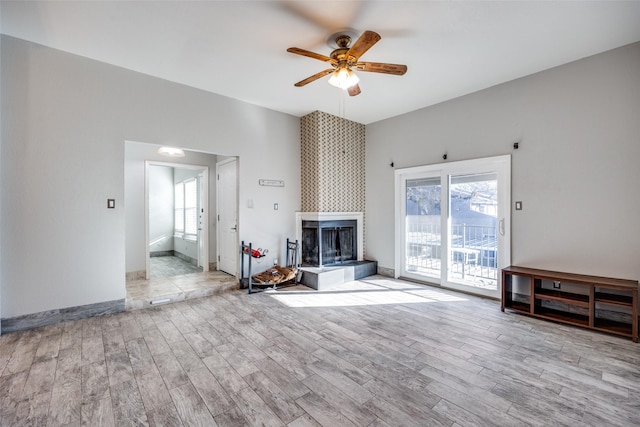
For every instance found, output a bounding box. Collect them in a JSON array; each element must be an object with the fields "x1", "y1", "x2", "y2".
[{"x1": 287, "y1": 30, "x2": 407, "y2": 96}]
